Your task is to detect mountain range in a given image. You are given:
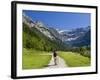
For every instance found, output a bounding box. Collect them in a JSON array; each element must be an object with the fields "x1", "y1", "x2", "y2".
[
  {"x1": 23, "y1": 13, "x2": 90, "y2": 50},
  {"x1": 58, "y1": 26, "x2": 90, "y2": 47}
]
